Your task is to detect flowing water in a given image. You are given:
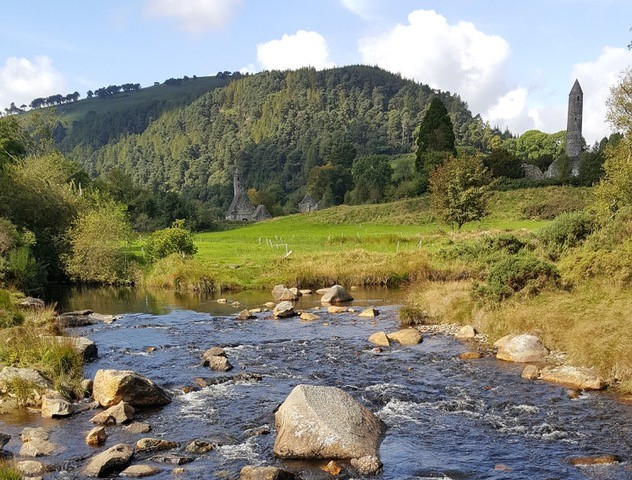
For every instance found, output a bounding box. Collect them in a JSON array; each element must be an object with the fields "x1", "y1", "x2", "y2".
[{"x1": 1, "y1": 286, "x2": 631, "y2": 479}]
